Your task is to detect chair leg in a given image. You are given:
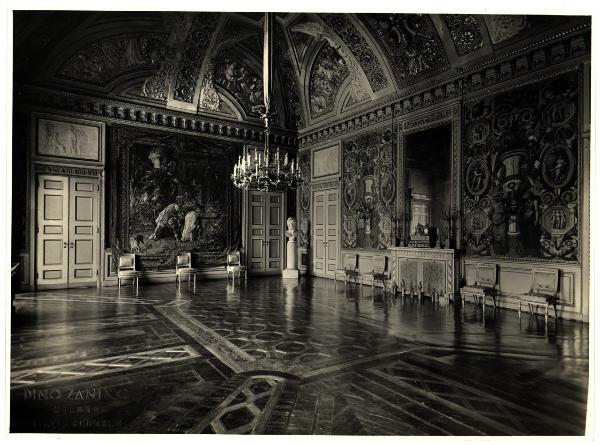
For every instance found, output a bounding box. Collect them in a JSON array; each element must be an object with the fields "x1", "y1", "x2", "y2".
[
  {"x1": 545, "y1": 303, "x2": 548, "y2": 324},
  {"x1": 118, "y1": 277, "x2": 121, "y2": 291},
  {"x1": 193, "y1": 274, "x2": 197, "y2": 292},
  {"x1": 518, "y1": 301, "x2": 521, "y2": 318}
]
